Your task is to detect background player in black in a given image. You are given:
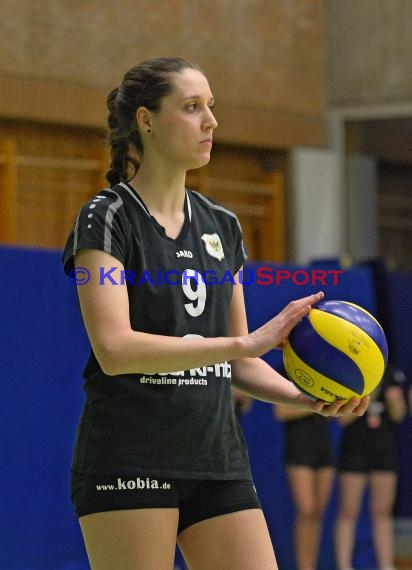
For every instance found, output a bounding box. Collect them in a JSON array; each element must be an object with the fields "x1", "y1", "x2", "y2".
[
  {"x1": 274, "y1": 384, "x2": 336, "y2": 570},
  {"x1": 63, "y1": 57, "x2": 369, "y2": 570},
  {"x1": 334, "y1": 363, "x2": 406, "y2": 570}
]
